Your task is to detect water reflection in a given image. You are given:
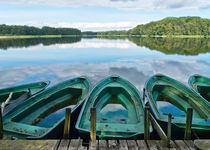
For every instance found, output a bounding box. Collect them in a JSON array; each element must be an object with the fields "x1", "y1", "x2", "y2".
[
  {"x1": 0, "y1": 37, "x2": 81, "y2": 50},
  {"x1": 156, "y1": 101, "x2": 186, "y2": 117},
  {"x1": 0, "y1": 37, "x2": 209, "y2": 56},
  {"x1": 0, "y1": 58, "x2": 209, "y2": 92},
  {"x1": 129, "y1": 37, "x2": 210, "y2": 55}
]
